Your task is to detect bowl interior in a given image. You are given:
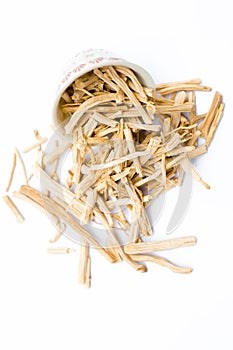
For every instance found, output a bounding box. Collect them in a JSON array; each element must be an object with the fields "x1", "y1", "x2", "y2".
[{"x1": 53, "y1": 61, "x2": 155, "y2": 128}]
